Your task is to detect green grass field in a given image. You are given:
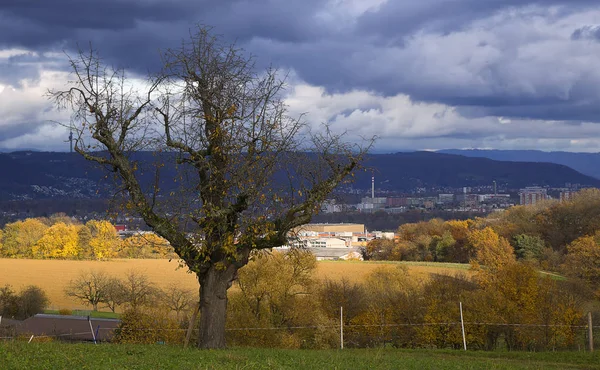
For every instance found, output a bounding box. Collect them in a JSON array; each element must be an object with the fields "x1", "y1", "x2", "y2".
[
  {"x1": 0, "y1": 342, "x2": 599, "y2": 369},
  {"x1": 43, "y1": 310, "x2": 120, "y2": 319}
]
